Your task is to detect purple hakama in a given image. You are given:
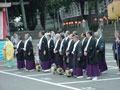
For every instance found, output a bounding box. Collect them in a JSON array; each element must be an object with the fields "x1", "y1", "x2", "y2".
[
  {"x1": 50, "y1": 59, "x2": 54, "y2": 65},
  {"x1": 86, "y1": 57, "x2": 100, "y2": 77},
  {"x1": 73, "y1": 67, "x2": 83, "y2": 76},
  {"x1": 72, "y1": 54, "x2": 83, "y2": 76},
  {"x1": 83, "y1": 57, "x2": 87, "y2": 70},
  {"x1": 86, "y1": 64, "x2": 100, "y2": 77},
  {"x1": 26, "y1": 60, "x2": 35, "y2": 70},
  {"x1": 41, "y1": 60, "x2": 51, "y2": 70},
  {"x1": 99, "y1": 60, "x2": 108, "y2": 72},
  {"x1": 39, "y1": 50, "x2": 51, "y2": 70},
  {"x1": 63, "y1": 57, "x2": 67, "y2": 70},
  {"x1": 17, "y1": 60, "x2": 25, "y2": 69}
]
